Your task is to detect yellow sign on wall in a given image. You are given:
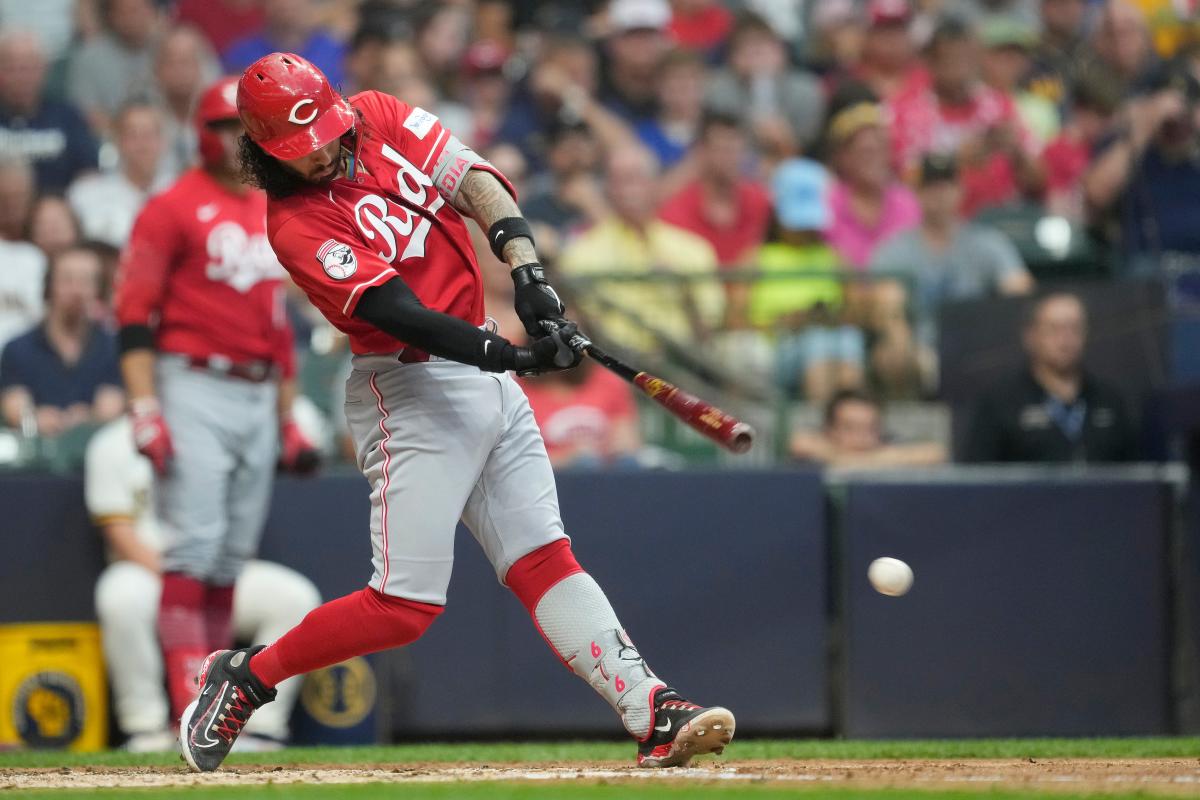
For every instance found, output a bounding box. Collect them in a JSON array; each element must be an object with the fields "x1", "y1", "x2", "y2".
[{"x1": 0, "y1": 623, "x2": 107, "y2": 752}]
